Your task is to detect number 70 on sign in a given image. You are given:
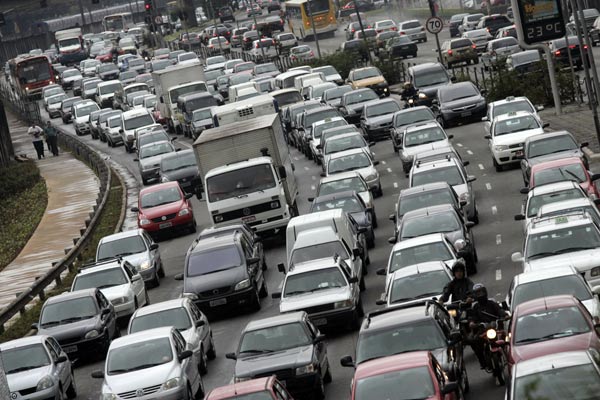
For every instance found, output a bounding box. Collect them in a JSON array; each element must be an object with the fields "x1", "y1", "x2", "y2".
[{"x1": 426, "y1": 16, "x2": 444, "y2": 34}]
